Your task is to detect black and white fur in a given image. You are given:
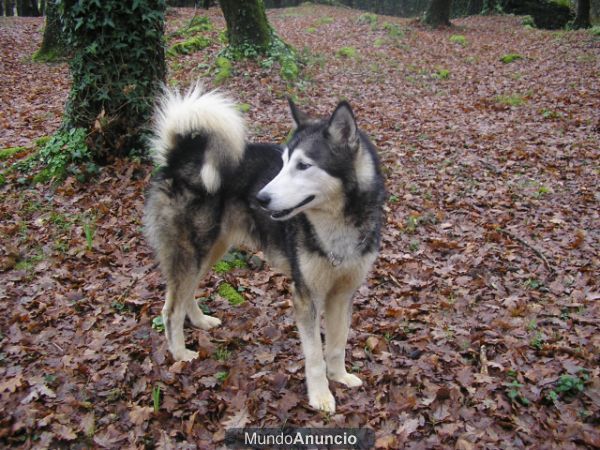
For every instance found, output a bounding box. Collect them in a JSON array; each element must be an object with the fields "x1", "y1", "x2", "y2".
[{"x1": 144, "y1": 85, "x2": 384, "y2": 412}]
